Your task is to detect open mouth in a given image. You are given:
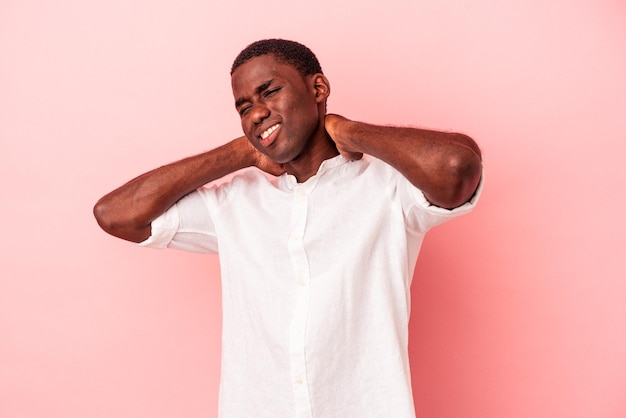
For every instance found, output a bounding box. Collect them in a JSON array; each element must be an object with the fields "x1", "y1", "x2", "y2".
[{"x1": 259, "y1": 123, "x2": 280, "y2": 147}]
